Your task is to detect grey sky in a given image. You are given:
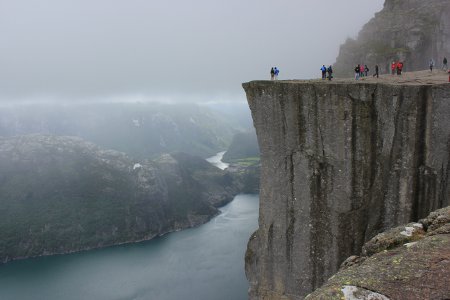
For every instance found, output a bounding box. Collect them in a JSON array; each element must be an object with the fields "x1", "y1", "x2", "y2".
[{"x1": 0, "y1": 0, "x2": 384, "y2": 103}]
